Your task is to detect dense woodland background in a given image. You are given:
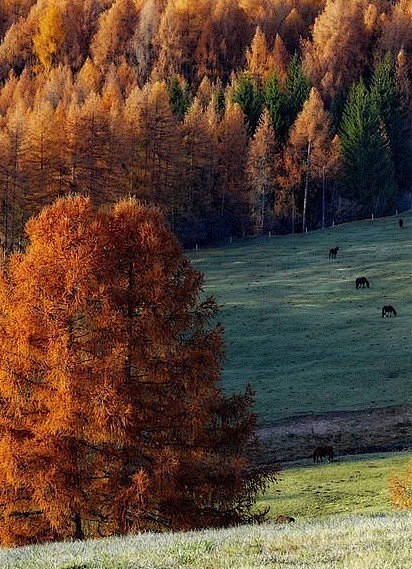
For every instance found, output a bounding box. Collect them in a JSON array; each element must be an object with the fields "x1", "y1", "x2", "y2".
[{"x1": 0, "y1": 0, "x2": 411, "y2": 249}]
